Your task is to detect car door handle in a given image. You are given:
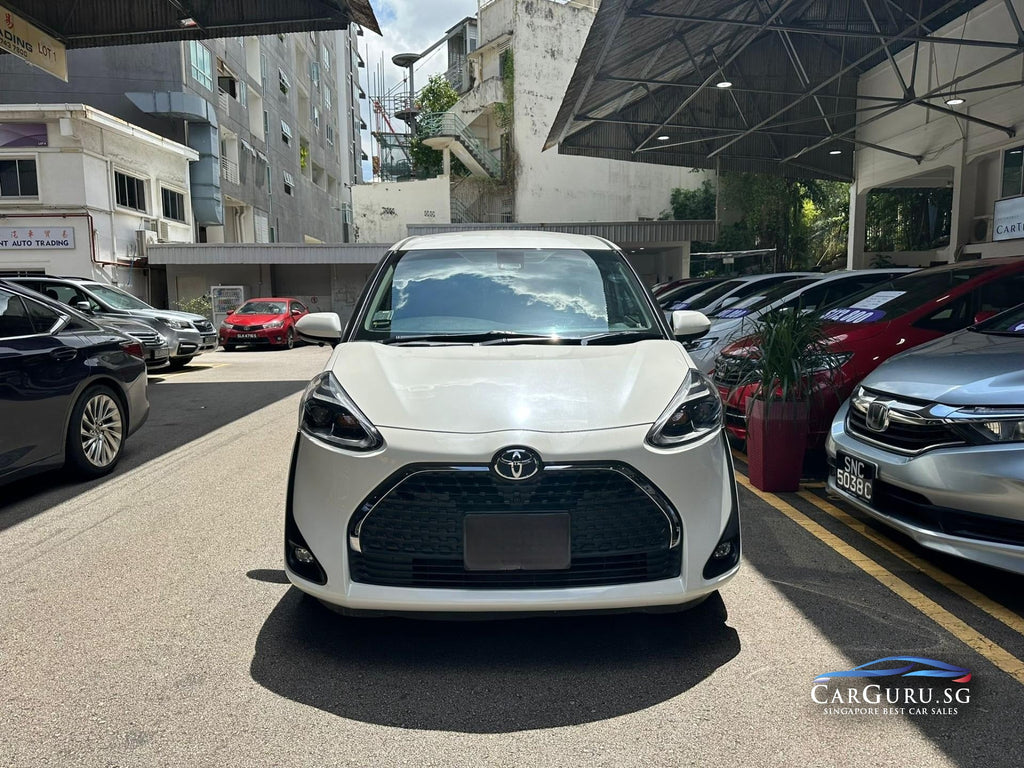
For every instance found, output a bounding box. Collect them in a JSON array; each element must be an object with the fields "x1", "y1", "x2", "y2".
[{"x1": 50, "y1": 348, "x2": 77, "y2": 361}]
